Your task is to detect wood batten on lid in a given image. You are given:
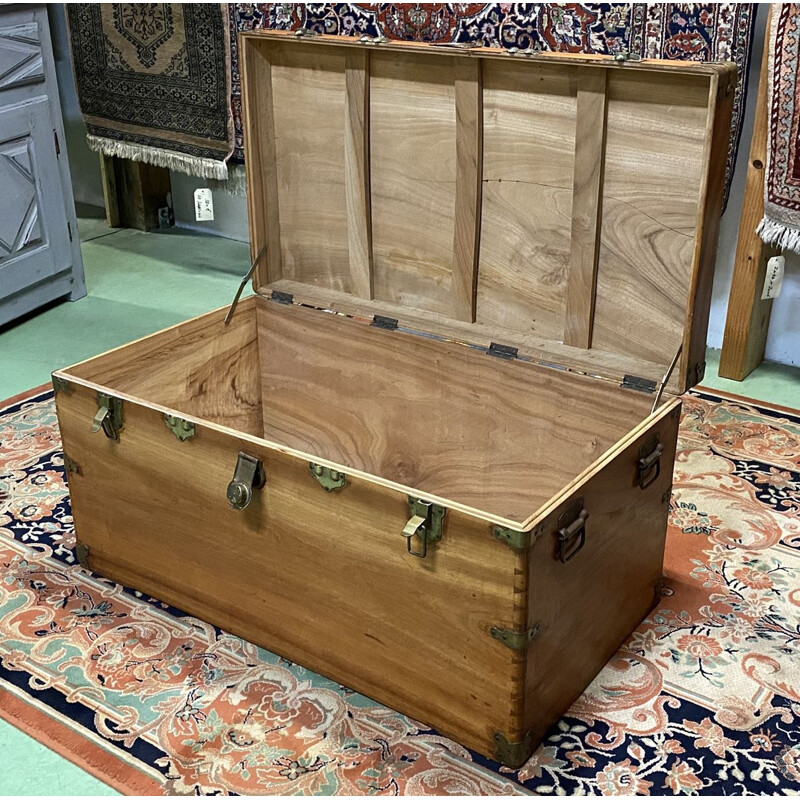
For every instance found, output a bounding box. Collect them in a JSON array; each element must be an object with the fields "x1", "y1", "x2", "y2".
[{"x1": 240, "y1": 32, "x2": 735, "y2": 395}]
